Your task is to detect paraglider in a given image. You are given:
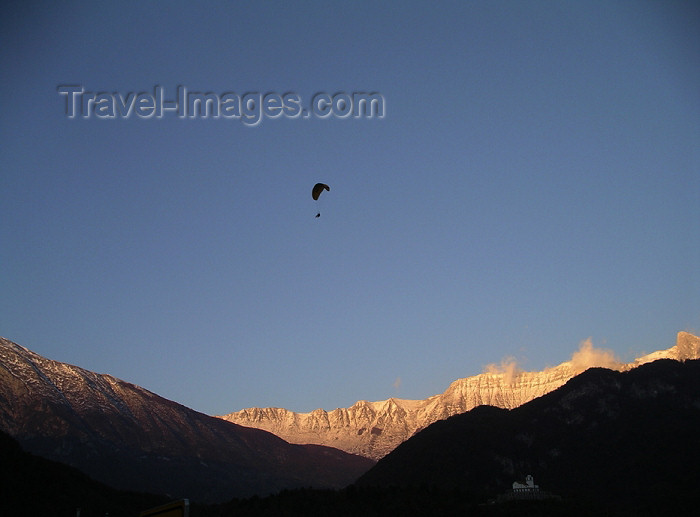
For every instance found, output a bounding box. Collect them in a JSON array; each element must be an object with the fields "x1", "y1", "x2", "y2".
[
  {"x1": 312, "y1": 183, "x2": 330, "y2": 200},
  {"x1": 312, "y1": 183, "x2": 330, "y2": 217}
]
